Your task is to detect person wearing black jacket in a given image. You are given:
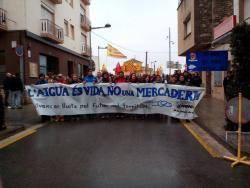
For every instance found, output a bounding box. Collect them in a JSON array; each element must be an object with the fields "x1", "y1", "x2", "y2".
[
  {"x1": 191, "y1": 72, "x2": 202, "y2": 87},
  {"x1": 0, "y1": 92, "x2": 6, "y2": 130},
  {"x1": 3, "y1": 73, "x2": 12, "y2": 107},
  {"x1": 9, "y1": 73, "x2": 24, "y2": 109}
]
